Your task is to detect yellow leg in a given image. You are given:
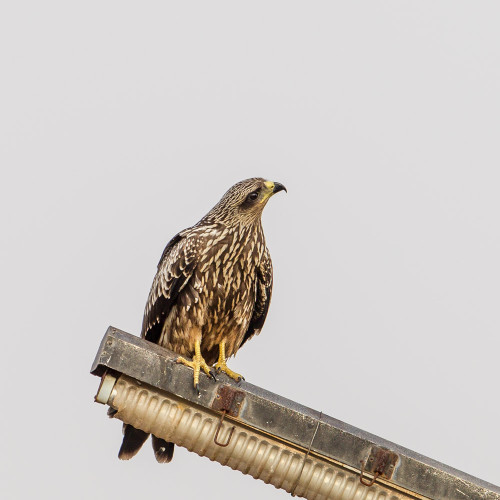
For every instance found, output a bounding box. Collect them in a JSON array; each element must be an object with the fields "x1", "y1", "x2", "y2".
[
  {"x1": 176, "y1": 340, "x2": 214, "y2": 392},
  {"x1": 214, "y1": 340, "x2": 244, "y2": 382}
]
